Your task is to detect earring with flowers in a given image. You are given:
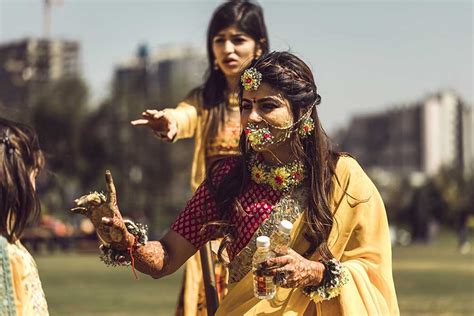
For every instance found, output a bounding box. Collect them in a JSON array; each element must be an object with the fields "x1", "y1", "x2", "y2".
[
  {"x1": 213, "y1": 59, "x2": 219, "y2": 71},
  {"x1": 298, "y1": 115, "x2": 315, "y2": 138}
]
